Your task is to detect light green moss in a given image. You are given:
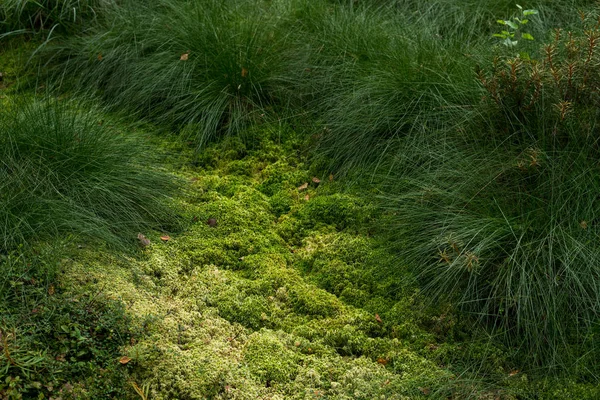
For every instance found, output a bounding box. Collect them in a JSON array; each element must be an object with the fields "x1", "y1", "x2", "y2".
[
  {"x1": 243, "y1": 329, "x2": 300, "y2": 384},
  {"x1": 45, "y1": 124, "x2": 583, "y2": 399}
]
